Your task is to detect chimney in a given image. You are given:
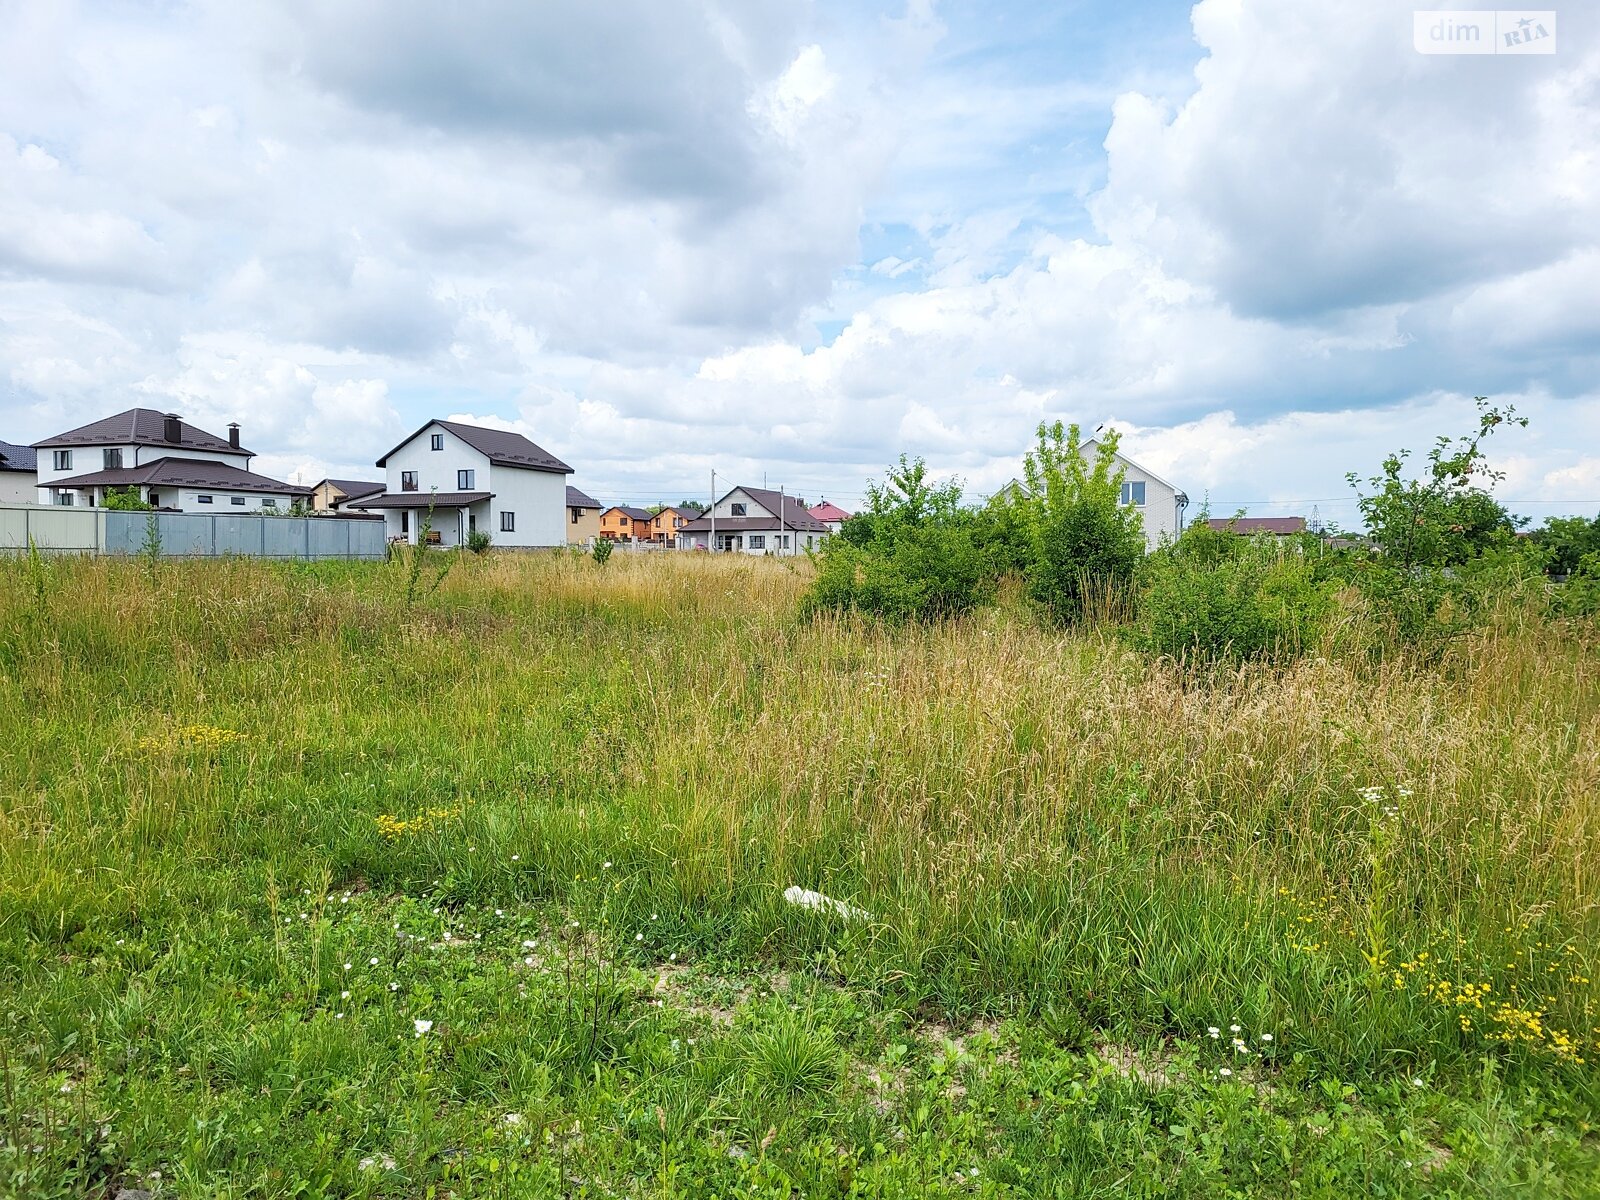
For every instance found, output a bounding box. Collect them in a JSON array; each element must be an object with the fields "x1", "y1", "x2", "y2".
[
  {"x1": 227, "y1": 422, "x2": 240, "y2": 449},
  {"x1": 163, "y1": 413, "x2": 182, "y2": 443}
]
